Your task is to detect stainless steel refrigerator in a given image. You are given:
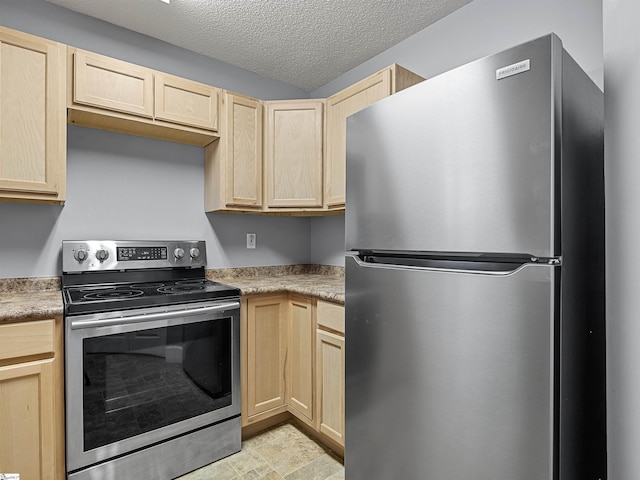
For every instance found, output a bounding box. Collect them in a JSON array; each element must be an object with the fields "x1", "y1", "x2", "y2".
[{"x1": 345, "y1": 34, "x2": 606, "y2": 480}]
